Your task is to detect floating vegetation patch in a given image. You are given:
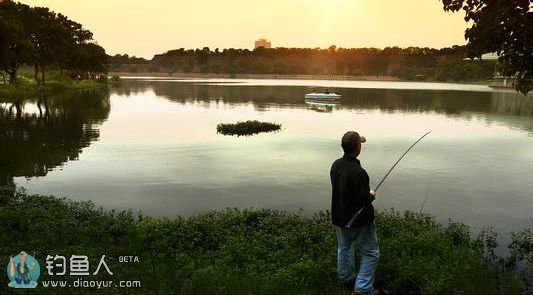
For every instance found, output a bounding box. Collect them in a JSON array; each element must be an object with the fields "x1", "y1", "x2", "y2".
[{"x1": 217, "y1": 120, "x2": 281, "y2": 136}]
